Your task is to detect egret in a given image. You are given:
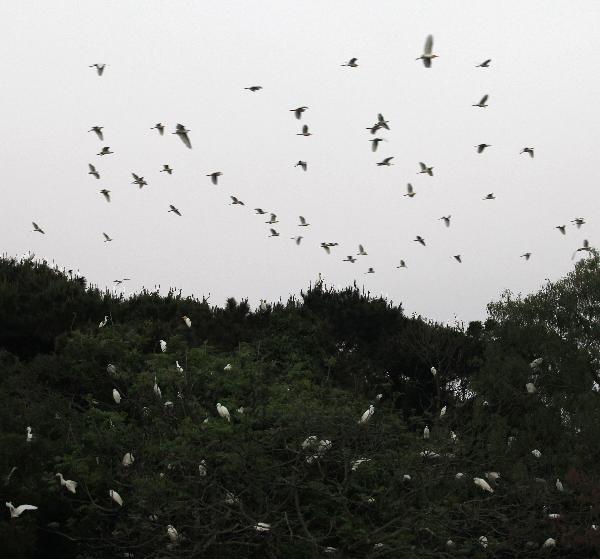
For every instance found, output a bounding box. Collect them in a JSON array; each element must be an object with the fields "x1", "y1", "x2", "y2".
[
  {"x1": 295, "y1": 161, "x2": 308, "y2": 171},
  {"x1": 161, "y1": 164, "x2": 173, "y2": 174},
  {"x1": 153, "y1": 377, "x2": 162, "y2": 399},
  {"x1": 198, "y1": 460, "x2": 207, "y2": 476},
  {"x1": 290, "y1": 106, "x2": 308, "y2": 119},
  {"x1": 55, "y1": 473, "x2": 78, "y2": 494},
  {"x1": 131, "y1": 173, "x2": 147, "y2": 188},
  {"x1": 168, "y1": 205, "x2": 182, "y2": 216},
  {"x1": 297, "y1": 124, "x2": 312, "y2": 136},
  {"x1": 151, "y1": 123, "x2": 165, "y2": 135},
  {"x1": 366, "y1": 124, "x2": 381, "y2": 134},
  {"x1": 377, "y1": 156, "x2": 394, "y2": 166},
  {"x1": 532, "y1": 449, "x2": 542, "y2": 458},
  {"x1": 342, "y1": 255, "x2": 356, "y2": 263},
  {"x1": 182, "y1": 315, "x2": 192, "y2": 328},
  {"x1": 474, "y1": 477, "x2": 494, "y2": 493},
  {"x1": 357, "y1": 244, "x2": 368, "y2": 256},
  {"x1": 89, "y1": 126, "x2": 104, "y2": 140},
  {"x1": 450, "y1": 431, "x2": 458, "y2": 442},
  {"x1": 159, "y1": 340, "x2": 167, "y2": 353},
  {"x1": 403, "y1": 474, "x2": 412, "y2": 481},
  {"x1": 103, "y1": 233, "x2": 112, "y2": 243},
  {"x1": 573, "y1": 239, "x2": 592, "y2": 260},
  {"x1": 255, "y1": 208, "x2": 267, "y2": 215},
  {"x1": 230, "y1": 196, "x2": 244, "y2": 205},
  {"x1": 423, "y1": 425, "x2": 430, "y2": 439},
  {"x1": 453, "y1": 255, "x2": 462, "y2": 263},
  {"x1": 543, "y1": 538, "x2": 556, "y2": 548},
  {"x1": 572, "y1": 217, "x2": 585, "y2": 228},
  {"x1": 224, "y1": 363, "x2": 232, "y2": 371},
  {"x1": 397, "y1": 259, "x2": 407, "y2": 268},
  {"x1": 440, "y1": 406, "x2": 447, "y2": 418},
  {"x1": 365, "y1": 267, "x2": 375, "y2": 274},
  {"x1": 100, "y1": 189, "x2": 110, "y2": 202},
  {"x1": 530, "y1": 358, "x2": 543, "y2": 368},
  {"x1": 176, "y1": 361, "x2": 183, "y2": 373},
  {"x1": 520, "y1": 147, "x2": 534, "y2": 158},
  {"x1": 358, "y1": 404, "x2": 374, "y2": 424},
  {"x1": 414, "y1": 236, "x2": 426, "y2": 246},
  {"x1": 370, "y1": 138, "x2": 385, "y2": 152},
  {"x1": 301, "y1": 436, "x2": 318, "y2": 449},
  {"x1": 556, "y1": 479, "x2": 564, "y2": 492},
  {"x1": 479, "y1": 536, "x2": 488, "y2": 549},
  {"x1": 416, "y1": 35, "x2": 437, "y2": 67},
  {"x1": 483, "y1": 193, "x2": 496, "y2": 200},
  {"x1": 109, "y1": 490, "x2": 123, "y2": 506},
  {"x1": 485, "y1": 471, "x2": 500, "y2": 482},
  {"x1": 526, "y1": 382, "x2": 536, "y2": 393},
  {"x1": 88, "y1": 163, "x2": 100, "y2": 179},
  {"x1": 32, "y1": 222, "x2": 45, "y2": 234},
  {"x1": 173, "y1": 124, "x2": 191, "y2": 148},
  {"x1": 472, "y1": 95, "x2": 489, "y2": 108},
  {"x1": 351, "y1": 458, "x2": 371, "y2": 471},
  {"x1": 455, "y1": 472, "x2": 465, "y2": 479},
  {"x1": 476, "y1": 59, "x2": 491, "y2": 67},
  {"x1": 431, "y1": 366, "x2": 437, "y2": 376},
  {"x1": 418, "y1": 162, "x2": 433, "y2": 176},
  {"x1": 217, "y1": 403, "x2": 231, "y2": 422},
  {"x1": 548, "y1": 514, "x2": 561, "y2": 519},
  {"x1": 167, "y1": 525, "x2": 180, "y2": 544},
  {"x1": 556, "y1": 225, "x2": 566, "y2": 235},
  {"x1": 97, "y1": 146, "x2": 113, "y2": 156},
  {"x1": 207, "y1": 171, "x2": 222, "y2": 185},
  {"x1": 446, "y1": 540, "x2": 455, "y2": 548},
  {"x1": 375, "y1": 393, "x2": 383, "y2": 401},
  {"x1": 89, "y1": 63, "x2": 106, "y2": 75},
  {"x1": 122, "y1": 452, "x2": 134, "y2": 467},
  {"x1": 255, "y1": 522, "x2": 271, "y2": 532},
  {"x1": 112, "y1": 389, "x2": 121, "y2": 404},
  {"x1": 298, "y1": 216, "x2": 310, "y2": 227},
  {"x1": 341, "y1": 57, "x2": 358, "y2": 67},
  {"x1": 6, "y1": 502, "x2": 38, "y2": 518},
  {"x1": 521, "y1": 253, "x2": 532, "y2": 261},
  {"x1": 244, "y1": 86, "x2": 262, "y2": 91},
  {"x1": 99, "y1": 315, "x2": 109, "y2": 328},
  {"x1": 420, "y1": 450, "x2": 440, "y2": 458}
]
